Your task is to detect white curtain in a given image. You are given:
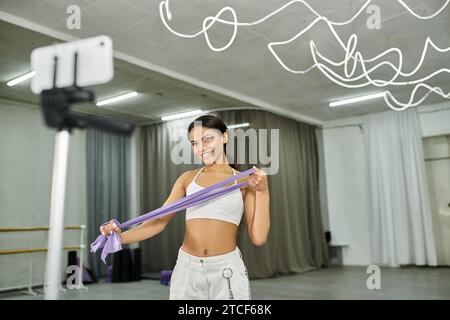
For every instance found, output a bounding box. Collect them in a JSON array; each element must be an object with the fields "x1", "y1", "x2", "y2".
[{"x1": 365, "y1": 108, "x2": 437, "y2": 266}]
